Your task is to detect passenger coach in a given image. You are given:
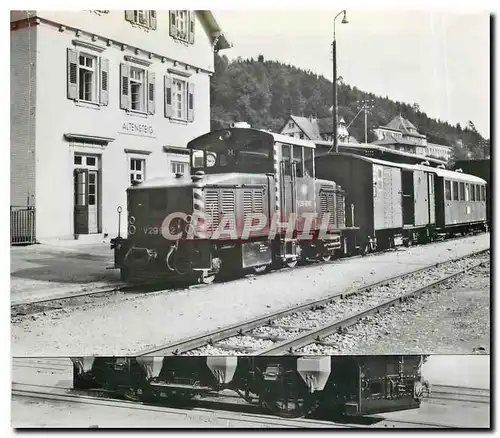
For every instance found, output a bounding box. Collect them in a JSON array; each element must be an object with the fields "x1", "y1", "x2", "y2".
[{"x1": 314, "y1": 153, "x2": 487, "y2": 253}]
